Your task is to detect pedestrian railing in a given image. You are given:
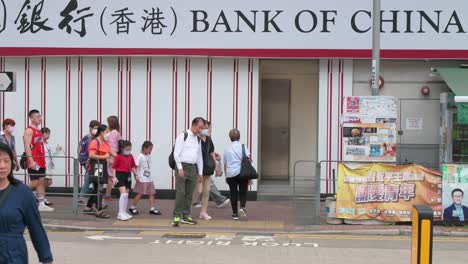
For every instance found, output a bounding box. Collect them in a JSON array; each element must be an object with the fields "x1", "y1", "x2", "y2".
[
  {"x1": 292, "y1": 160, "x2": 321, "y2": 225},
  {"x1": 13, "y1": 155, "x2": 85, "y2": 216}
]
